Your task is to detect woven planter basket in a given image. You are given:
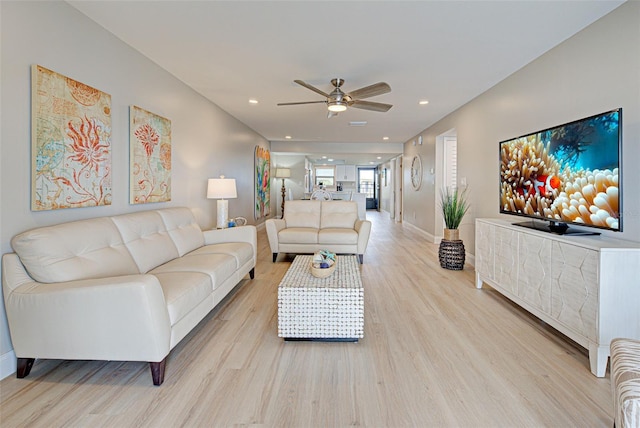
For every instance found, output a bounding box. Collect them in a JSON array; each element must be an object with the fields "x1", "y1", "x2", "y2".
[{"x1": 439, "y1": 239, "x2": 465, "y2": 270}]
